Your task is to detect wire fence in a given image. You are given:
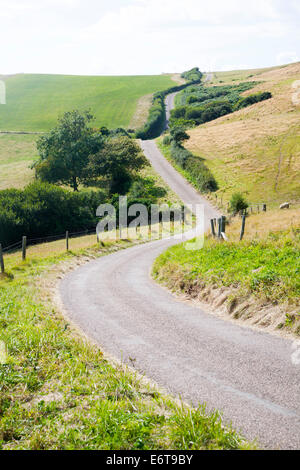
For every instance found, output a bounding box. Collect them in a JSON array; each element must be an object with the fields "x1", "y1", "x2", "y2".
[{"x1": 1, "y1": 228, "x2": 96, "y2": 254}]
